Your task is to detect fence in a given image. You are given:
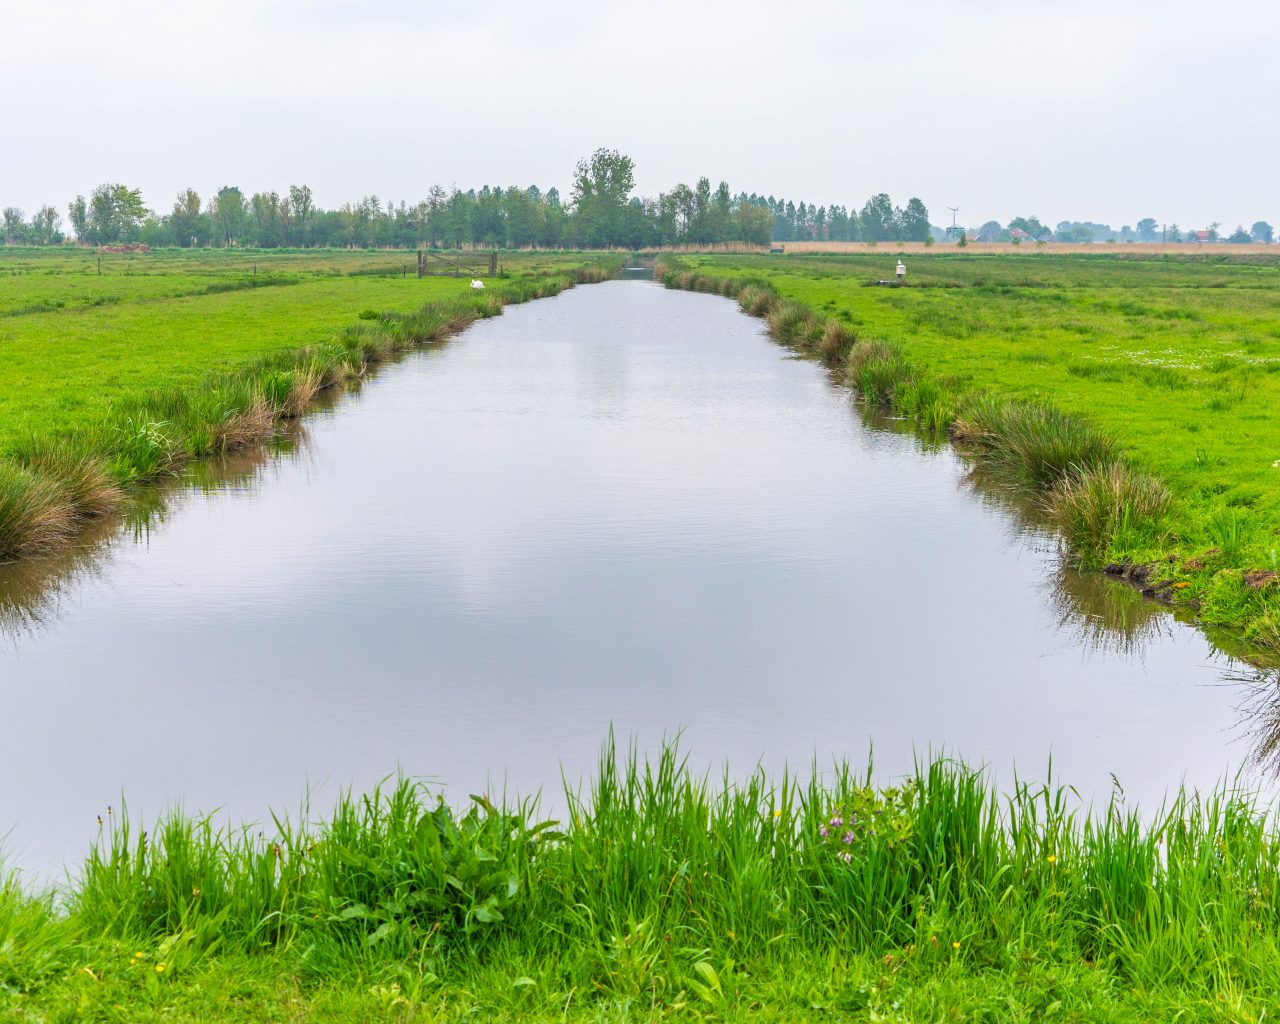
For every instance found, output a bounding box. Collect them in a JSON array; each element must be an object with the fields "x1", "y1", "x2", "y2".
[{"x1": 416, "y1": 251, "x2": 499, "y2": 278}]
